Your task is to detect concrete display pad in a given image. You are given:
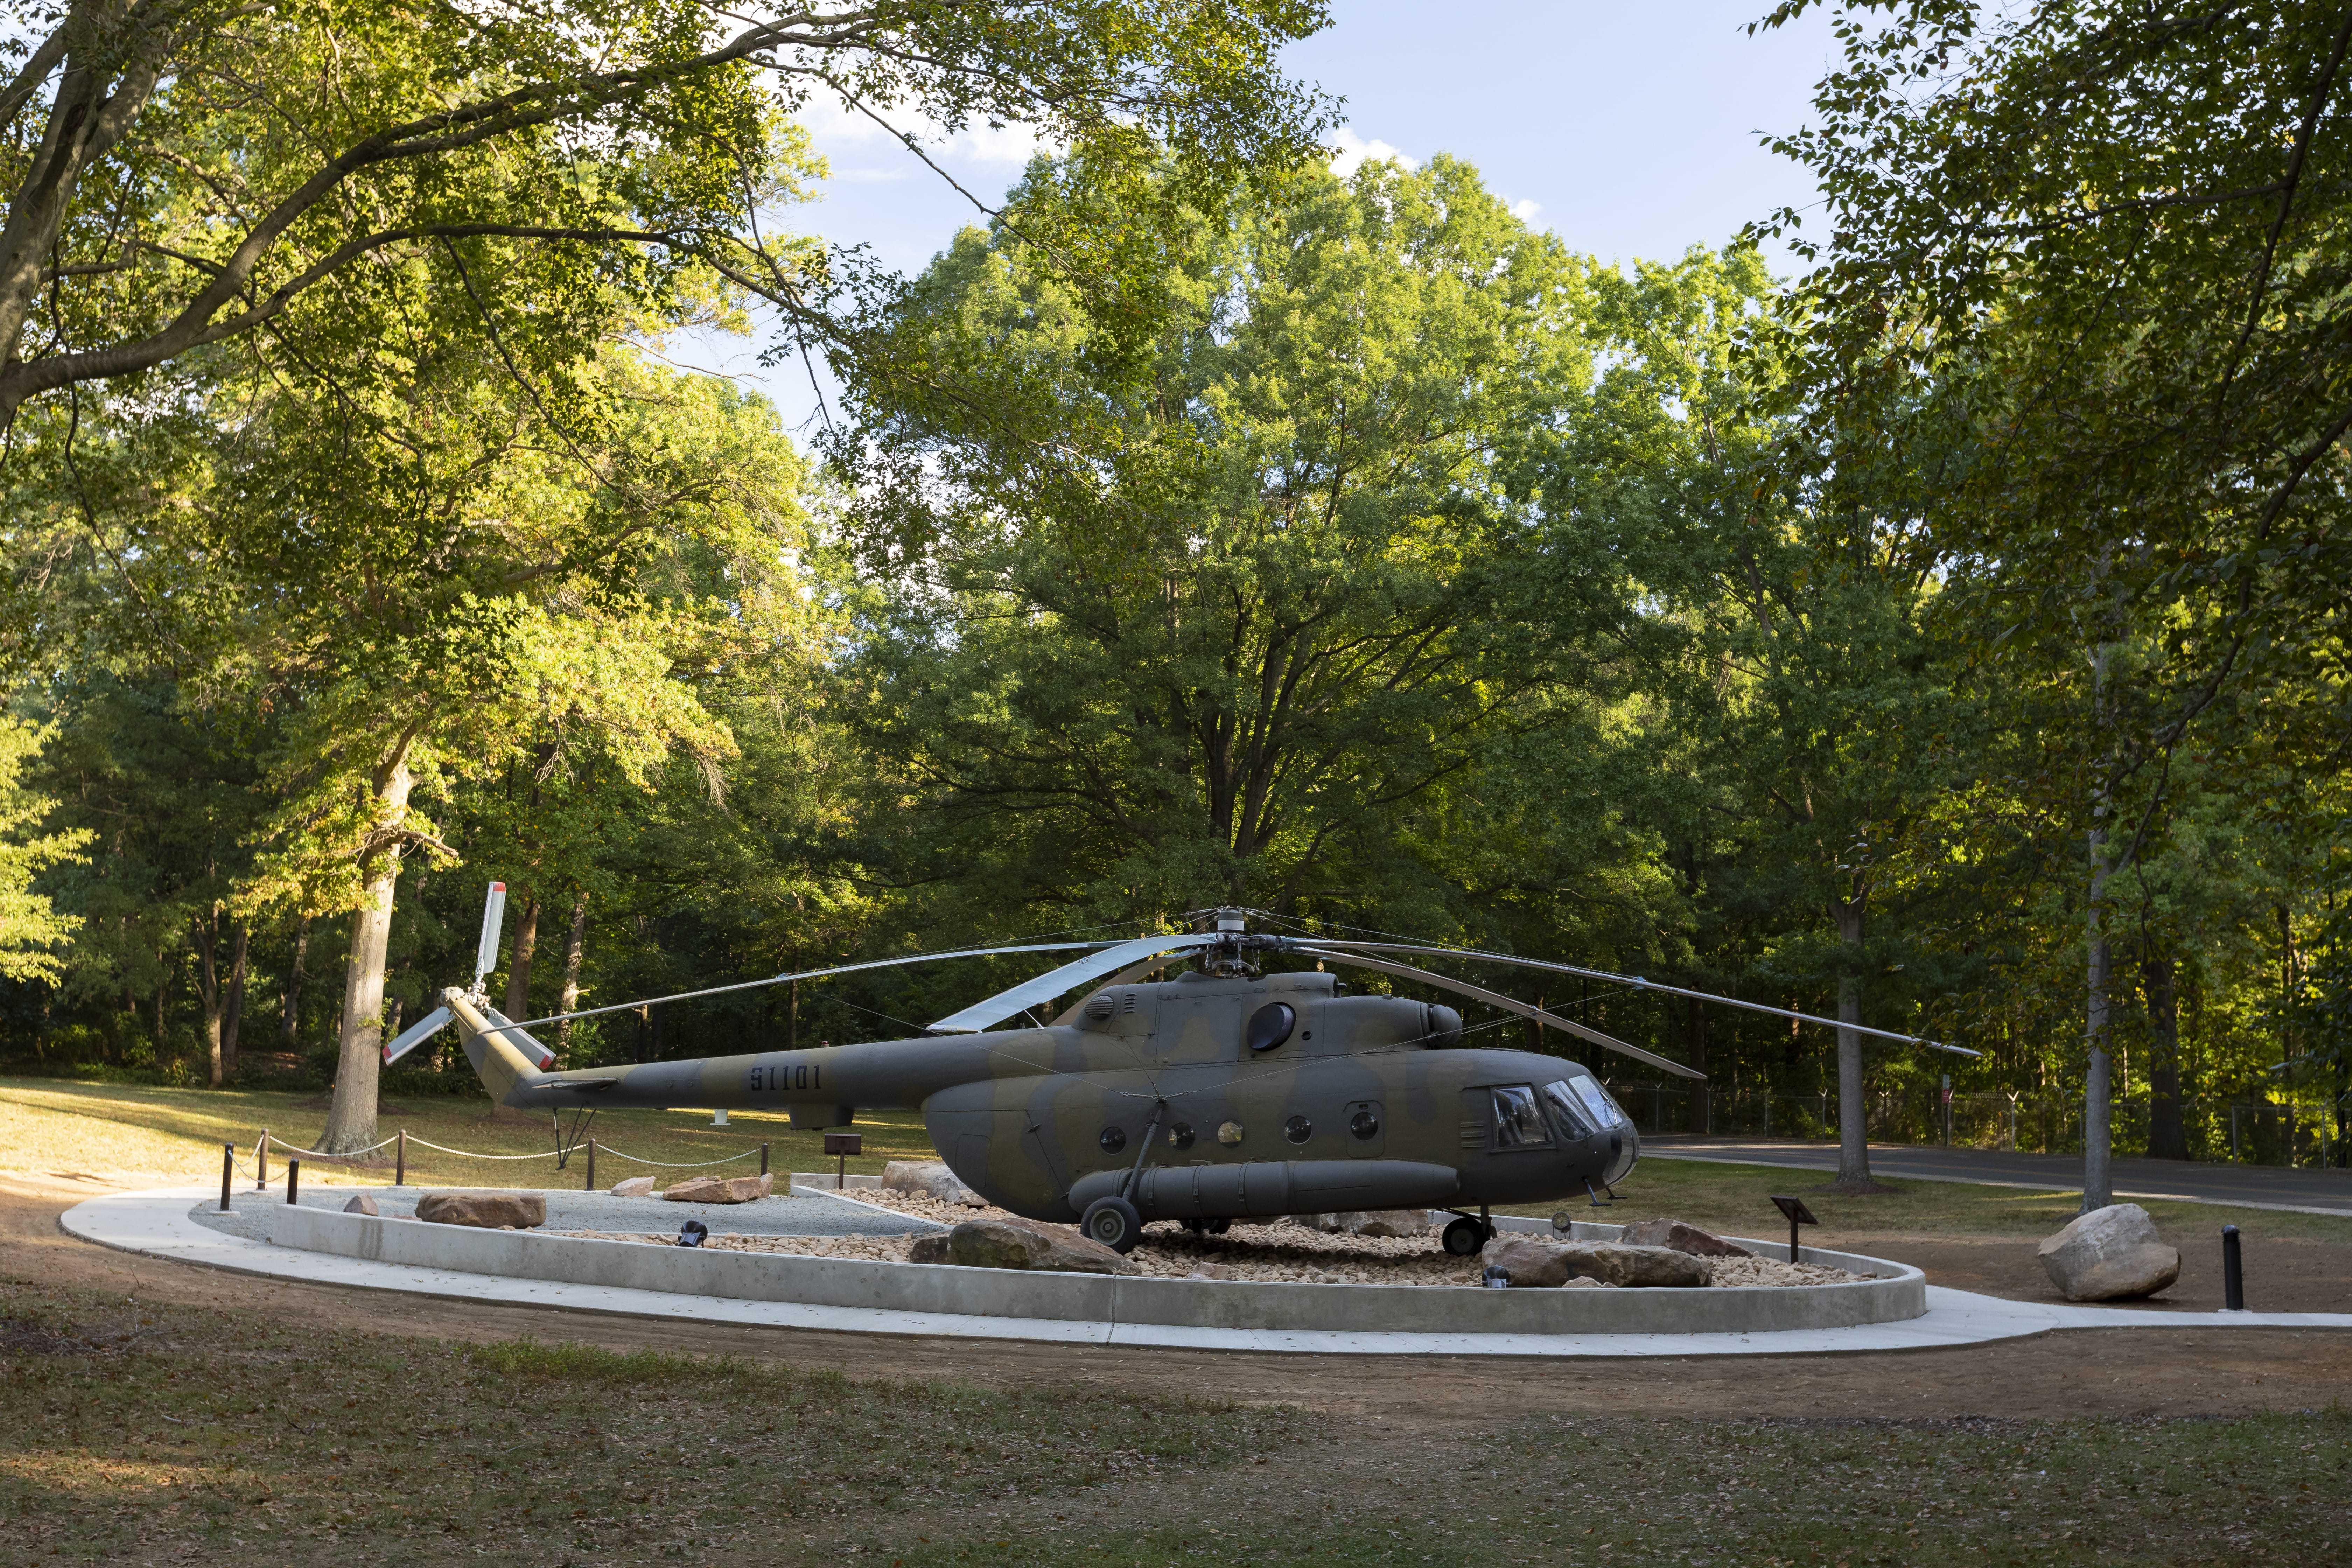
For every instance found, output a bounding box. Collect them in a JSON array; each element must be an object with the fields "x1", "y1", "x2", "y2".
[{"x1": 61, "y1": 1186, "x2": 2352, "y2": 1358}]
